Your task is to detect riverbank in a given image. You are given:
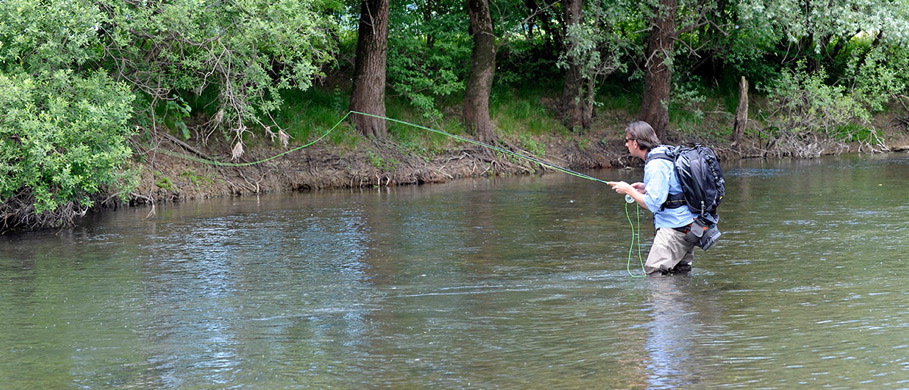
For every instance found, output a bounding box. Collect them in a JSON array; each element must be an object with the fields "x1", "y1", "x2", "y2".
[
  {"x1": 128, "y1": 124, "x2": 633, "y2": 205},
  {"x1": 4, "y1": 108, "x2": 904, "y2": 235},
  {"x1": 126, "y1": 113, "x2": 908, "y2": 207}
]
